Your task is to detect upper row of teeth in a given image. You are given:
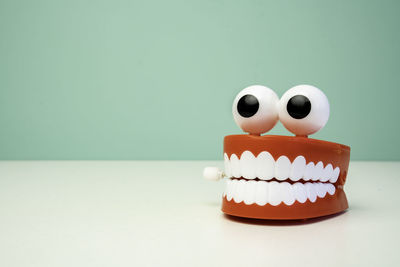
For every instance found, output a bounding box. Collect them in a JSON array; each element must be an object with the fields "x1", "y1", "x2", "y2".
[{"x1": 224, "y1": 151, "x2": 340, "y2": 183}]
